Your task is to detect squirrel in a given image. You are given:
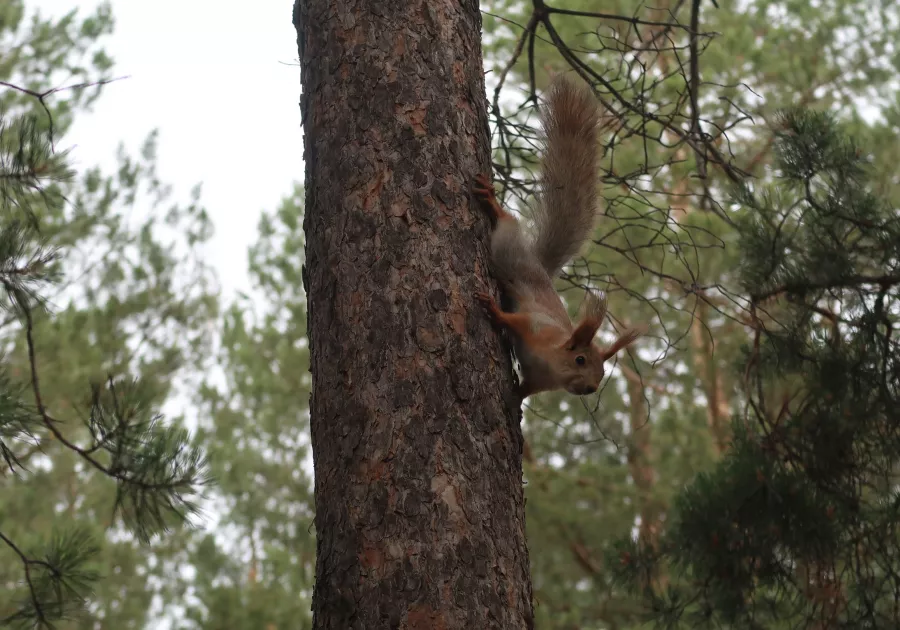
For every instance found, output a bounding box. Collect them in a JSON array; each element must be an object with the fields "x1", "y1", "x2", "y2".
[{"x1": 472, "y1": 76, "x2": 643, "y2": 399}]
